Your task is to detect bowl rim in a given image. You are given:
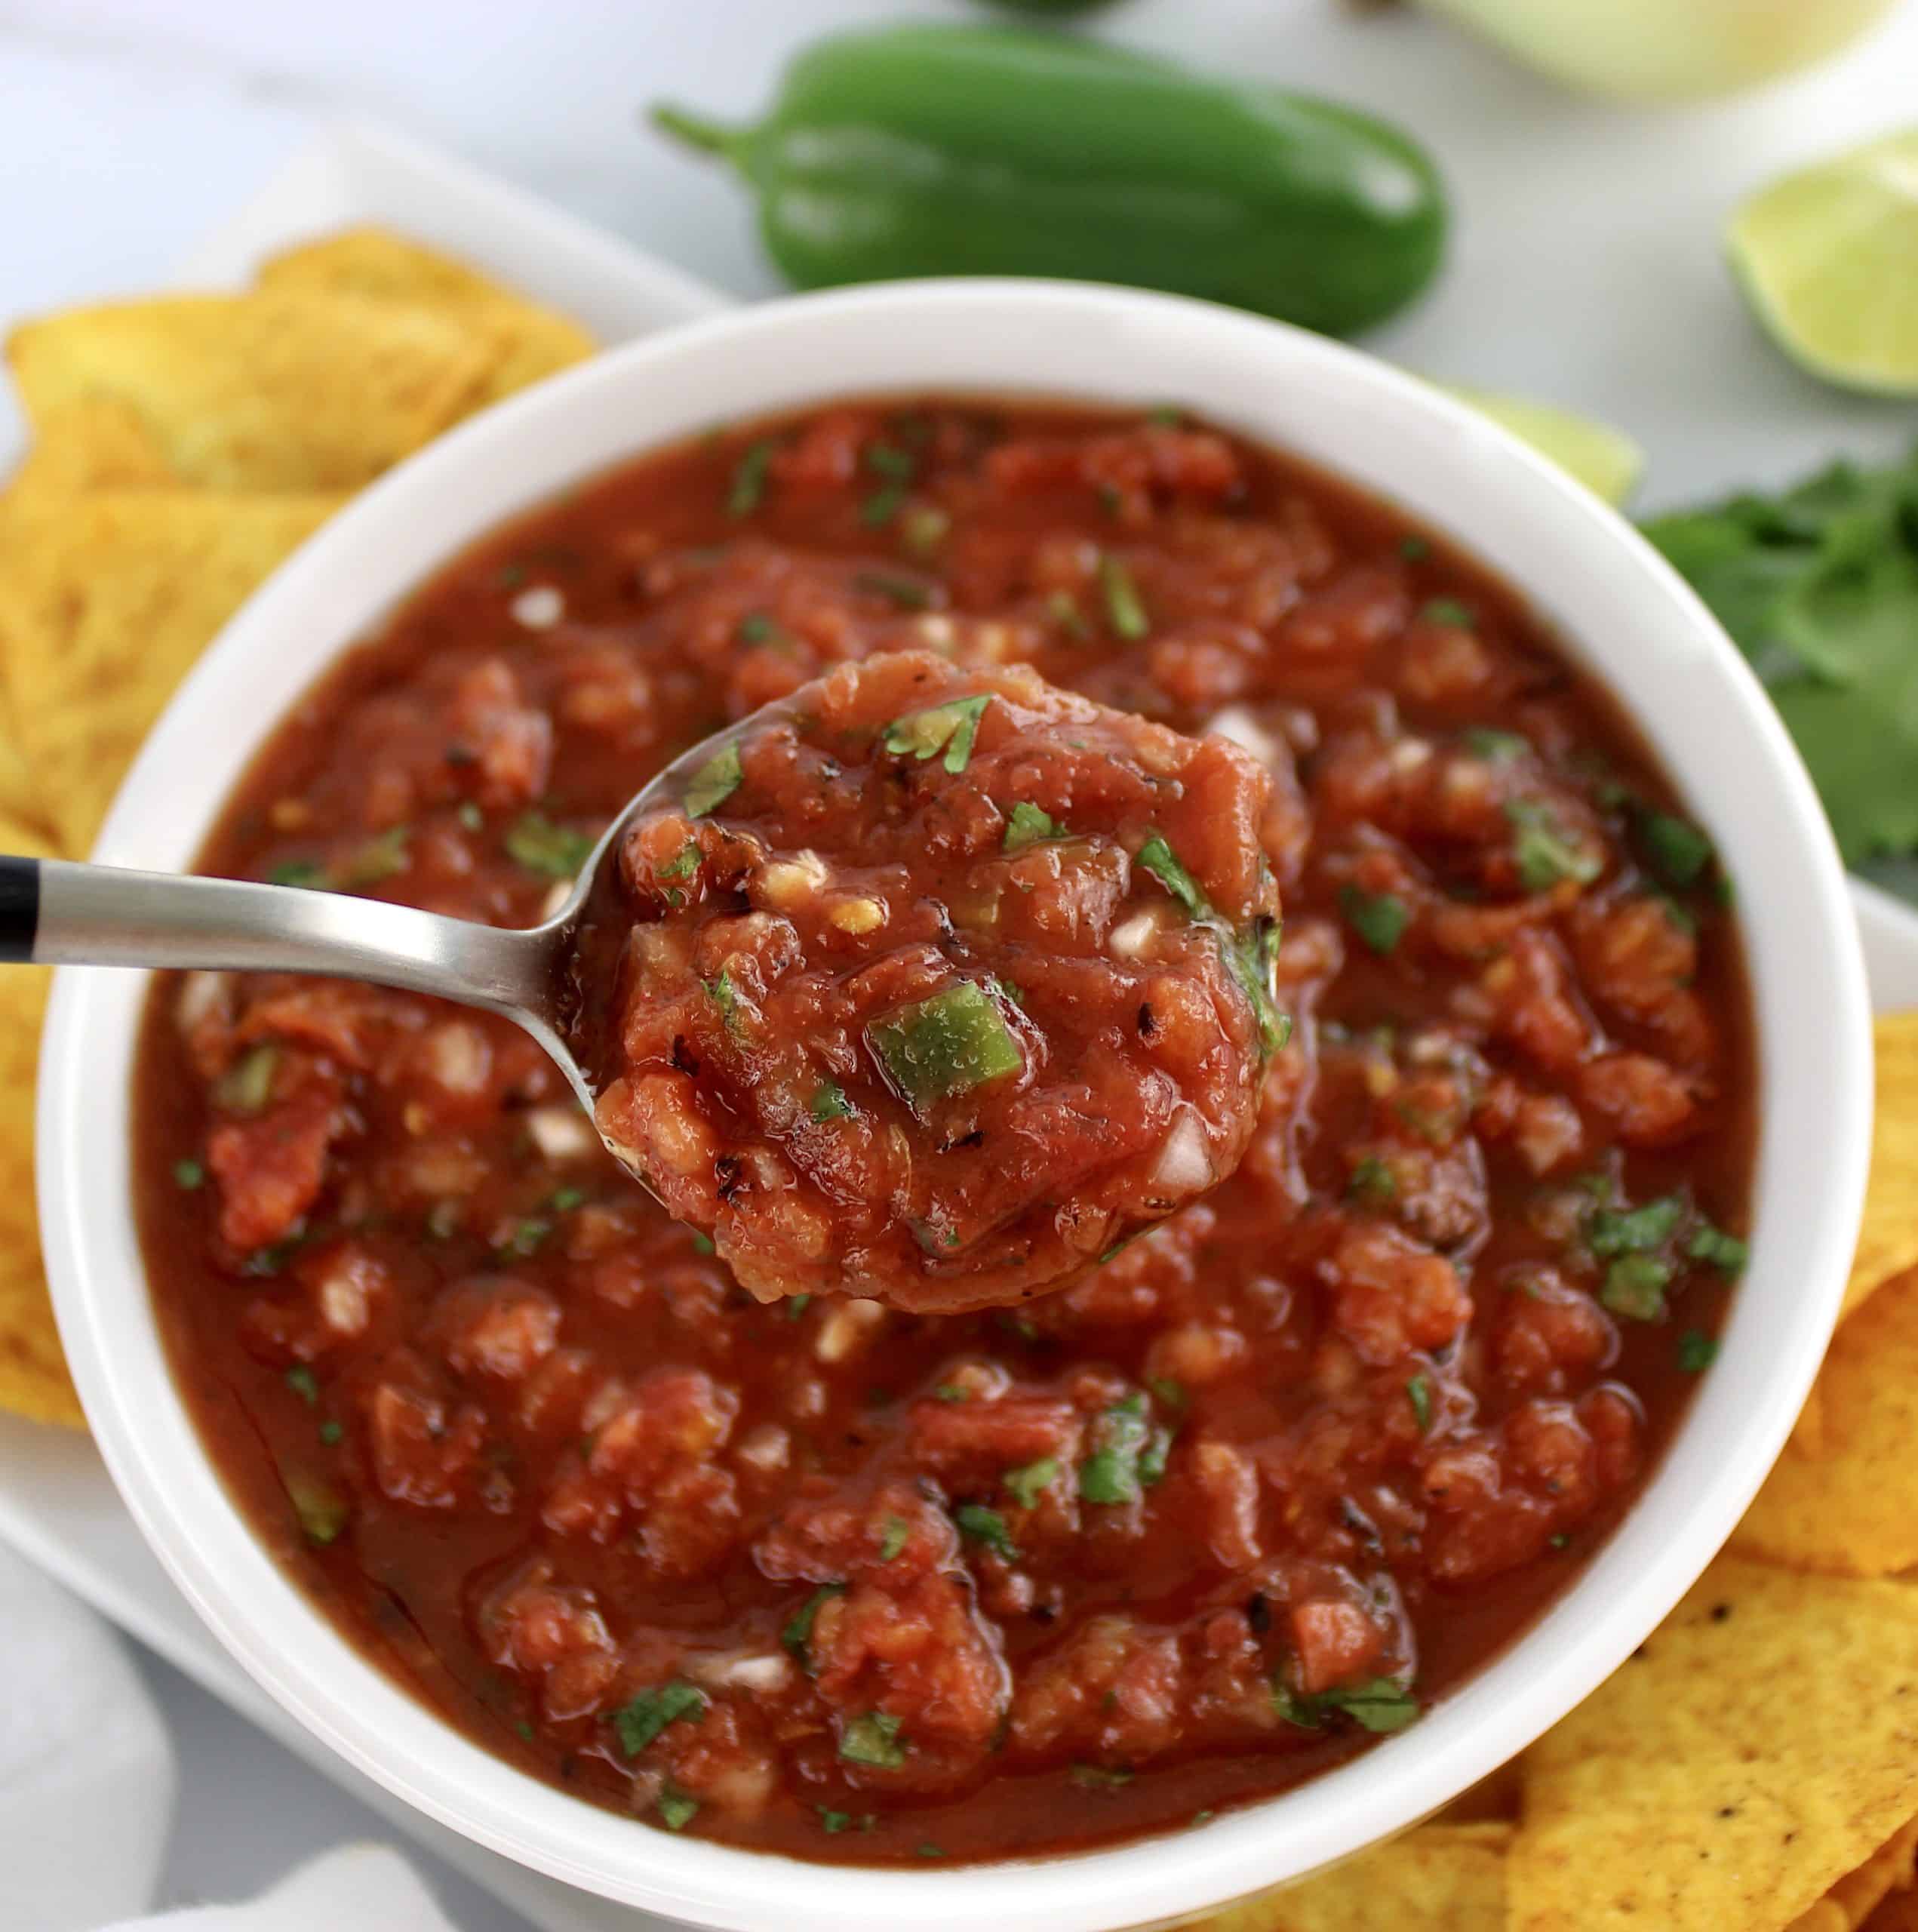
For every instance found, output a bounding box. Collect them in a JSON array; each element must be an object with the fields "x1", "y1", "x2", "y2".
[{"x1": 38, "y1": 277, "x2": 1873, "y2": 1932}]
